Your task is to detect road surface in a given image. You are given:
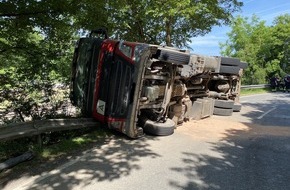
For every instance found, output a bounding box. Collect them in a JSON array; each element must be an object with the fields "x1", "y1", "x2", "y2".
[{"x1": 2, "y1": 92, "x2": 290, "y2": 190}]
